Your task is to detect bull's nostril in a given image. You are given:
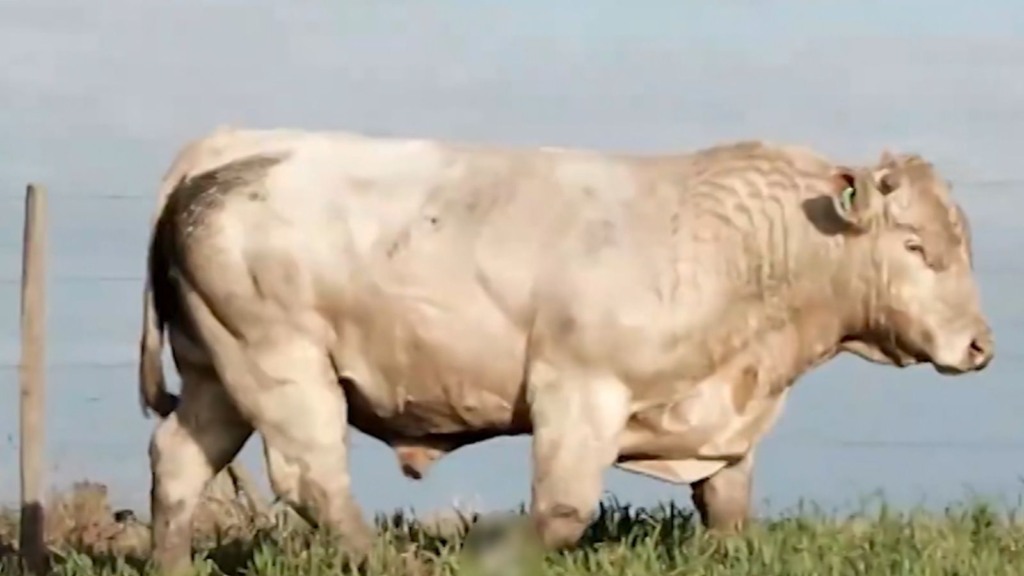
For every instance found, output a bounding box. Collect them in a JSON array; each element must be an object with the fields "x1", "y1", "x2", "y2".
[{"x1": 969, "y1": 332, "x2": 994, "y2": 368}]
